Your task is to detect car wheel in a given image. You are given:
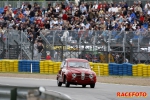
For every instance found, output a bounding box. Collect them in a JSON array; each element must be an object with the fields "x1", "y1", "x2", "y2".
[
  {"x1": 82, "y1": 85, "x2": 86, "y2": 88},
  {"x1": 57, "y1": 79, "x2": 62, "y2": 87},
  {"x1": 65, "y1": 79, "x2": 70, "y2": 87},
  {"x1": 90, "y1": 83, "x2": 95, "y2": 88}
]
